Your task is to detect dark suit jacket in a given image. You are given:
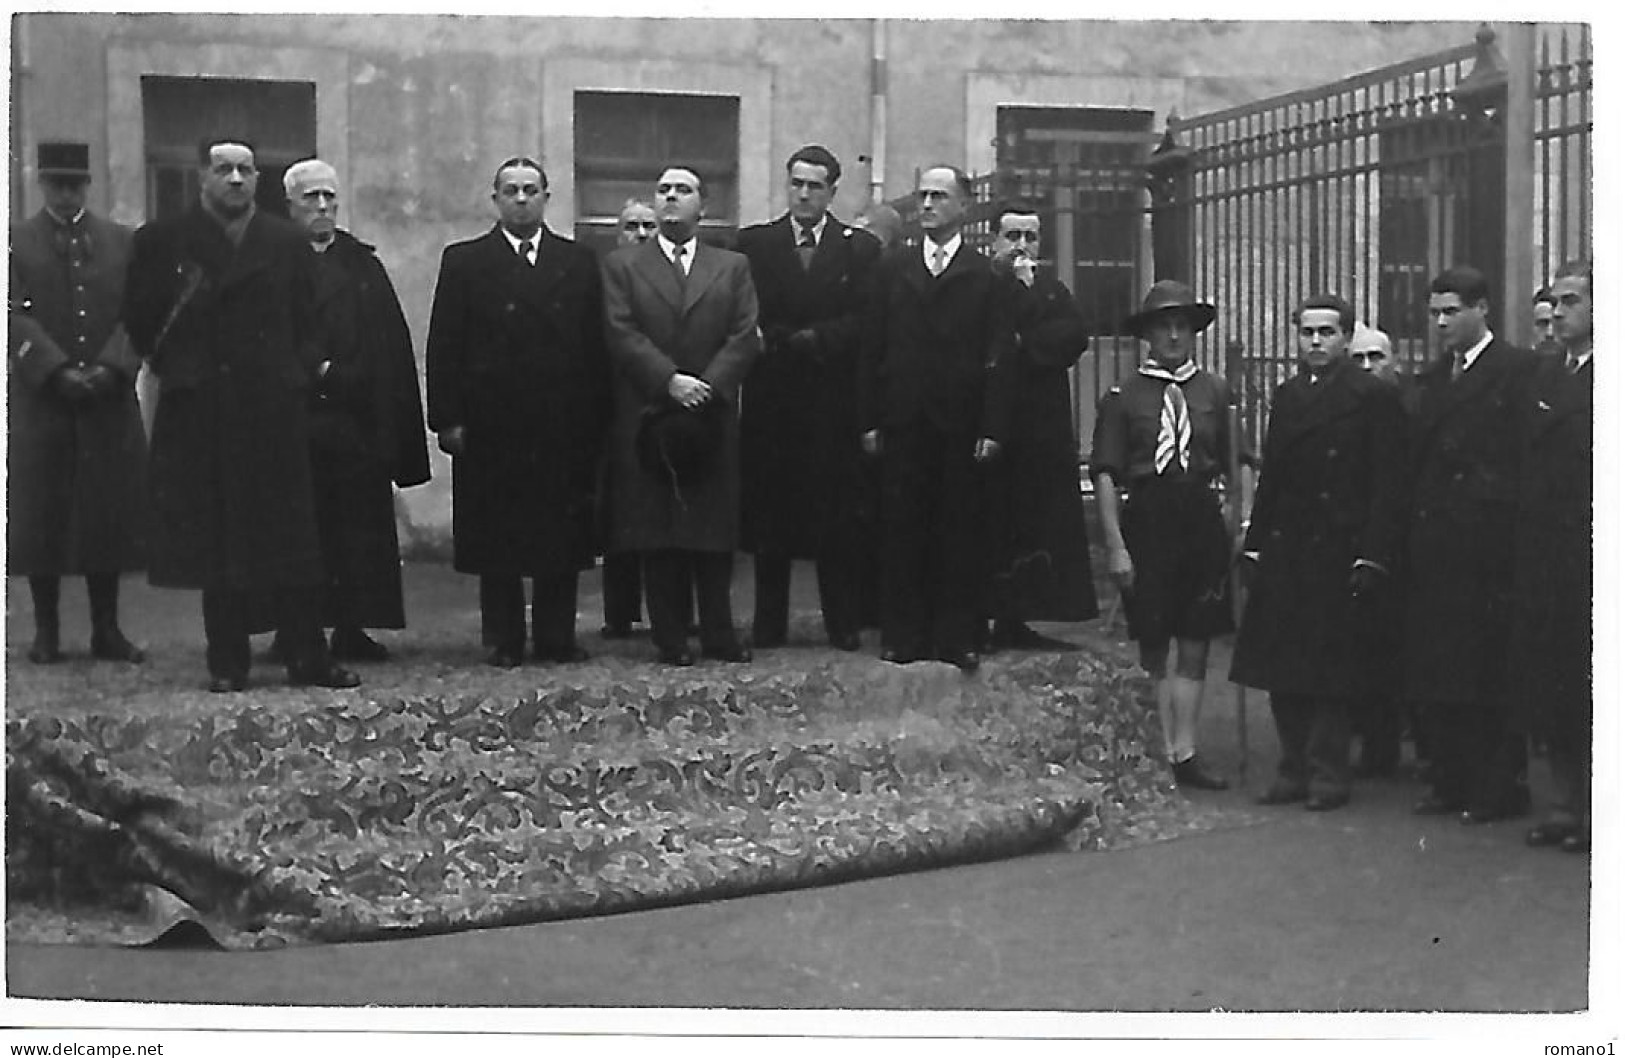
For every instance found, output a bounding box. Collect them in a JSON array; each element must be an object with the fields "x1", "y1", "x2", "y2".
[
  {"x1": 1510, "y1": 354, "x2": 1592, "y2": 735},
  {"x1": 858, "y1": 240, "x2": 1016, "y2": 443},
  {"x1": 1402, "y1": 336, "x2": 1538, "y2": 706},
  {"x1": 736, "y1": 214, "x2": 879, "y2": 556},
  {"x1": 425, "y1": 225, "x2": 609, "y2": 574},
  {"x1": 601, "y1": 238, "x2": 761, "y2": 553},
  {"x1": 123, "y1": 206, "x2": 325, "y2": 590},
  {"x1": 1231, "y1": 359, "x2": 1406, "y2": 697}
]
